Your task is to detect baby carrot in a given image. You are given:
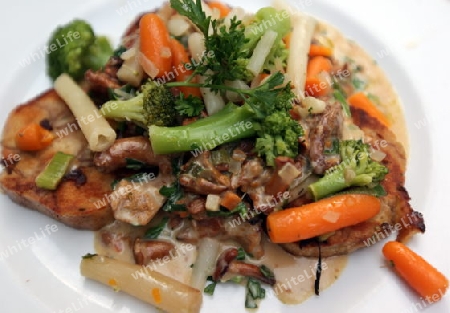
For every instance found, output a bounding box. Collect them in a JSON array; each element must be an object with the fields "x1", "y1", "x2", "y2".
[
  {"x1": 309, "y1": 44, "x2": 333, "y2": 58},
  {"x1": 267, "y1": 194, "x2": 381, "y2": 243},
  {"x1": 139, "y1": 13, "x2": 172, "y2": 78},
  {"x1": 283, "y1": 32, "x2": 292, "y2": 49},
  {"x1": 307, "y1": 56, "x2": 332, "y2": 78},
  {"x1": 383, "y1": 241, "x2": 449, "y2": 302},
  {"x1": 169, "y1": 38, "x2": 202, "y2": 98},
  {"x1": 15, "y1": 123, "x2": 54, "y2": 151},
  {"x1": 208, "y1": 1, "x2": 231, "y2": 18},
  {"x1": 305, "y1": 76, "x2": 330, "y2": 97},
  {"x1": 347, "y1": 92, "x2": 390, "y2": 127}
]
